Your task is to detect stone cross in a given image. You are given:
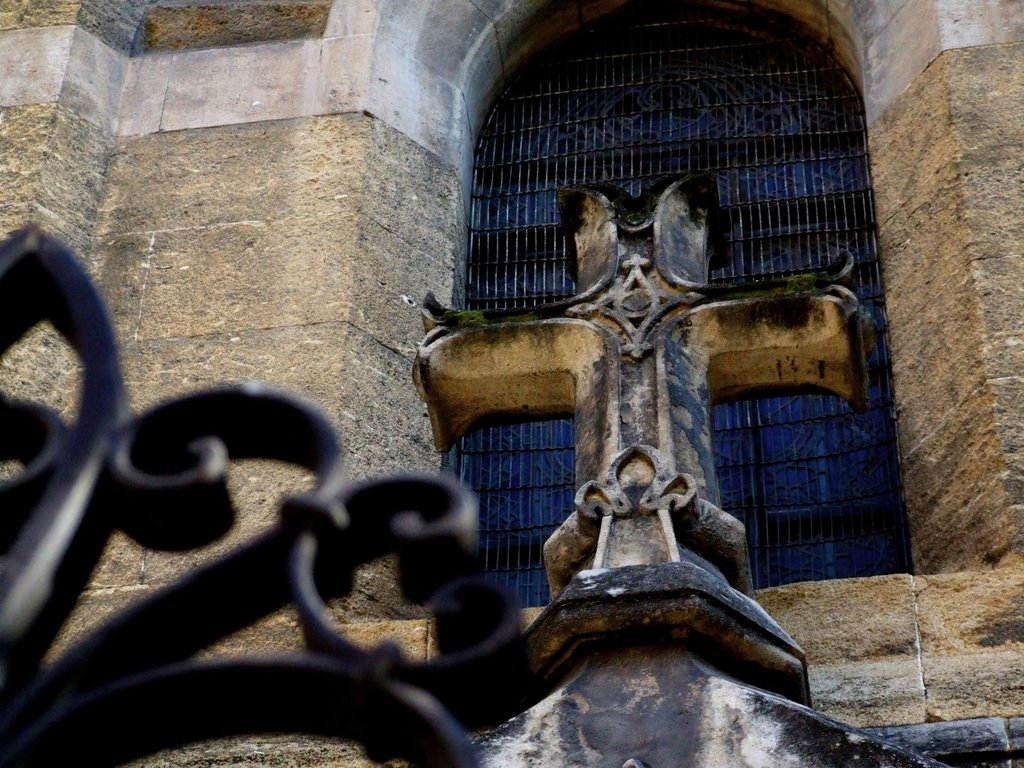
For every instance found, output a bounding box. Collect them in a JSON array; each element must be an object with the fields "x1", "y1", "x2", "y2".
[{"x1": 414, "y1": 174, "x2": 873, "y2": 598}]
